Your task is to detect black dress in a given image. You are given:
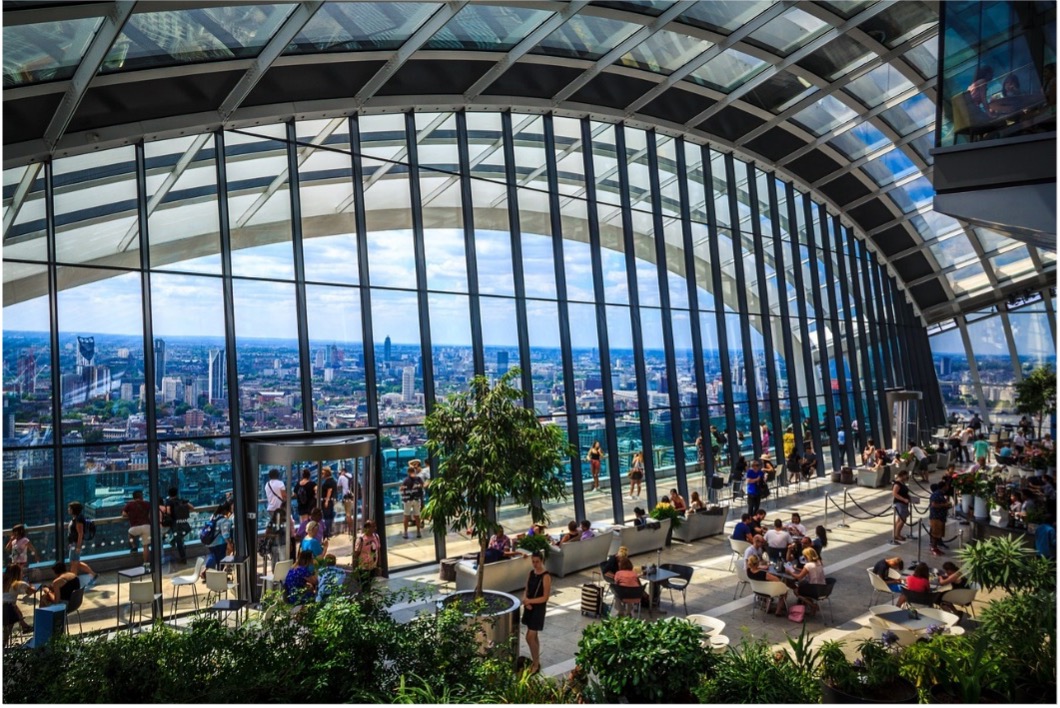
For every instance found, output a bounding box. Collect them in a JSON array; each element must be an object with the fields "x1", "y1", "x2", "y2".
[{"x1": 522, "y1": 570, "x2": 549, "y2": 631}]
